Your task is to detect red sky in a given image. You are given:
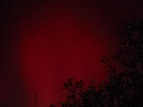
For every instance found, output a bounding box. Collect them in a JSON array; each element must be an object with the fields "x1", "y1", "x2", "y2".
[
  {"x1": 18, "y1": 4, "x2": 113, "y2": 107},
  {"x1": 1, "y1": 0, "x2": 143, "y2": 107}
]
